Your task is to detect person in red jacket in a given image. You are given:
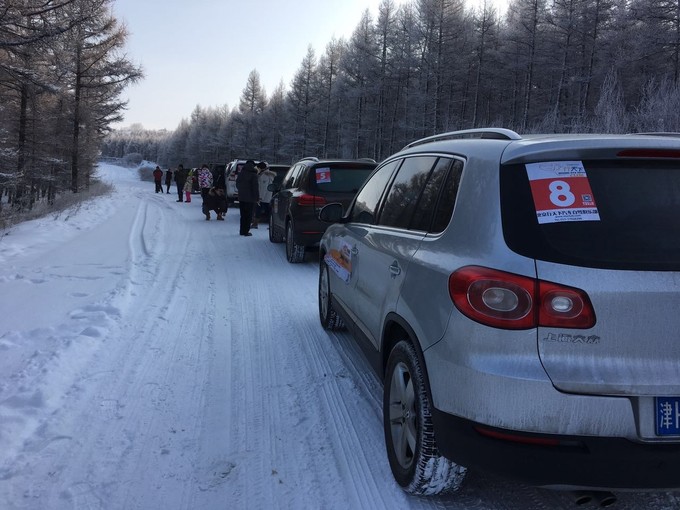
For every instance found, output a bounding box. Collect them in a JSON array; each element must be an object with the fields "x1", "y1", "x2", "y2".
[{"x1": 153, "y1": 166, "x2": 163, "y2": 193}]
